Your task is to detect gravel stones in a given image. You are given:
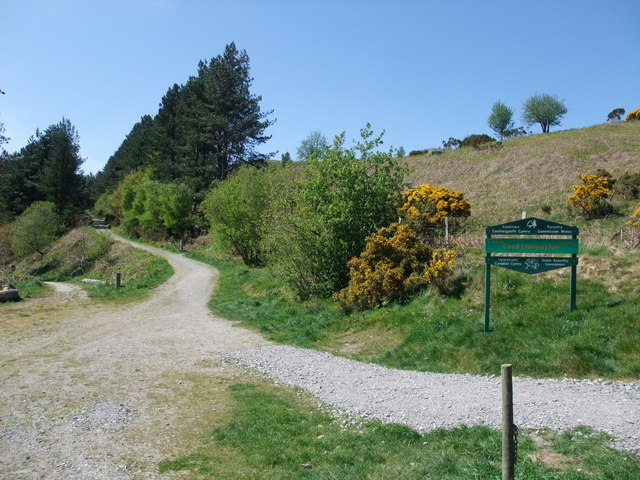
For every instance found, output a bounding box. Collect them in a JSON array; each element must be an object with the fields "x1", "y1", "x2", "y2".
[{"x1": 224, "y1": 345, "x2": 640, "y2": 454}]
